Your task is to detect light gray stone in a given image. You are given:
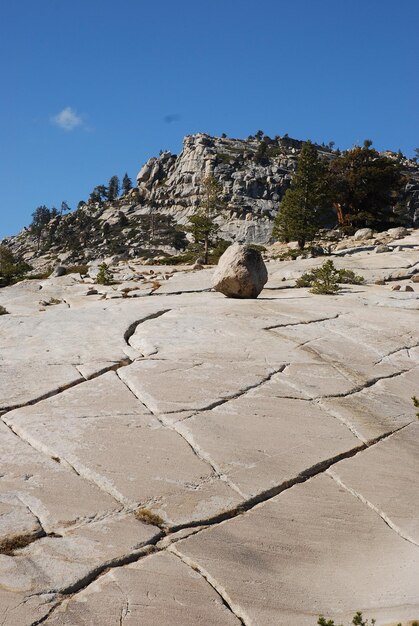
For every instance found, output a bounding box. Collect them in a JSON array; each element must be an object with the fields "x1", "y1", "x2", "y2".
[
  {"x1": 212, "y1": 243, "x2": 268, "y2": 298},
  {"x1": 375, "y1": 244, "x2": 390, "y2": 253},
  {"x1": 387, "y1": 226, "x2": 408, "y2": 239},
  {"x1": 354, "y1": 228, "x2": 373, "y2": 240},
  {"x1": 43, "y1": 552, "x2": 241, "y2": 625},
  {"x1": 174, "y1": 475, "x2": 419, "y2": 625}
]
